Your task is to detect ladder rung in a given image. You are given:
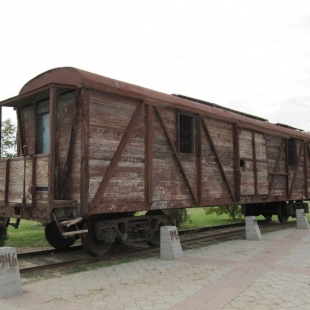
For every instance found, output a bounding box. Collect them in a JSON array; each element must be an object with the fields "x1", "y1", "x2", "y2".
[
  {"x1": 60, "y1": 217, "x2": 83, "y2": 227},
  {"x1": 62, "y1": 229, "x2": 88, "y2": 237}
]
